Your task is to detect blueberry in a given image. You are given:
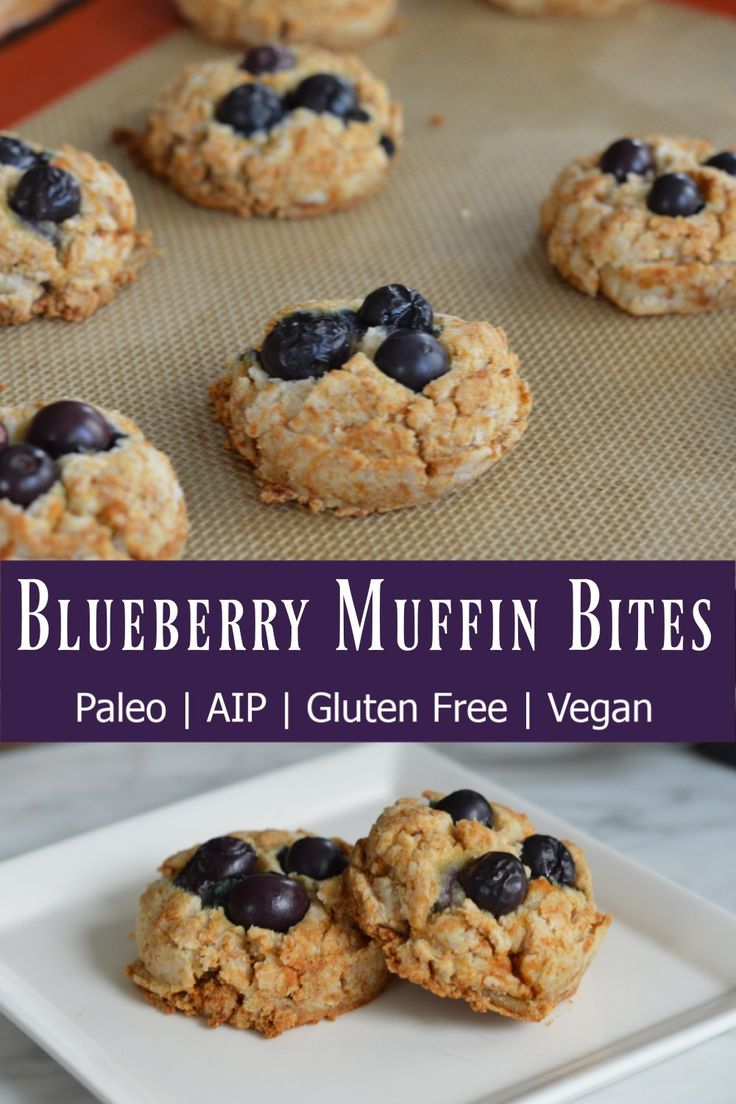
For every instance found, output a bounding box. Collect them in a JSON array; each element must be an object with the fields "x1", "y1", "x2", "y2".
[
  {"x1": 10, "y1": 165, "x2": 81, "y2": 223},
  {"x1": 282, "y1": 837, "x2": 348, "y2": 880},
  {"x1": 276, "y1": 845, "x2": 290, "y2": 870},
  {"x1": 599, "y1": 138, "x2": 654, "y2": 184},
  {"x1": 358, "y1": 284, "x2": 433, "y2": 333},
  {"x1": 430, "y1": 789, "x2": 493, "y2": 827},
  {"x1": 259, "y1": 310, "x2": 360, "y2": 380},
  {"x1": 0, "y1": 135, "x2": 41, "y2": 169},
  {"x1": 0, "y1": 444, "x2": 58, "y2": 507},
  {"x1": 25, "y1": 401, "x2": 115, "y2": 459},
  {"x1": 226, "y1": 873, "x2": 310, "y2": 932},
  {"x1": 346, "y1": 108, "x2": 371, "y2": 124},
  {"x1": 458, "y1": 852, "x2": 528, "y2": 917},
  {"x1": 198, "y1": 875, "x2": 250, "y2": 909},
  {"x1": 705, "y1": 150, "x2": 736, "y2": 177},
  {"x1": 380, "y1": 135, "x2": 396, "y2": 159},
  {"x1": 174, "y1": 836, "x2": 257, "y2": 899},
  {"x1": 287, "y1": 74, "x2": 358, "y2": 118},
  {"x1": 241, "y1": 45, "x2": 295, "y2": 75},
  {"x1": 520, "y1": 834, "x2": 575, "y2": 886},
  {"x1": 374, "y1": 330, "x2": 450, "y2": 392},
  {"x1": 215, "y1": 83, "x2": 284, "y2": 137},
  {"x1": 647, "y1": 173, "x2": 705, "y2": 217}
]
